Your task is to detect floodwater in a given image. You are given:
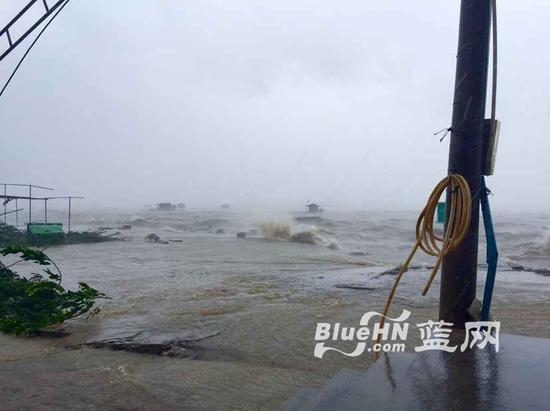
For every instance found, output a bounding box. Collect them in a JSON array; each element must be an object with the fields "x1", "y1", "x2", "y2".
[{"x1": 1, "y1": 209, "x2": 550, "y2": 409}]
